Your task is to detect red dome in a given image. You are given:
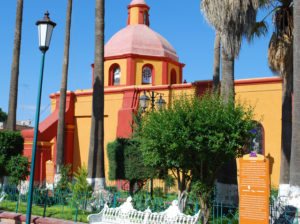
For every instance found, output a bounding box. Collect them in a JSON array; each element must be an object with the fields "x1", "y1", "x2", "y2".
[{"x1": 104, "y1": 24, "x2": 179, "y2": 62}]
